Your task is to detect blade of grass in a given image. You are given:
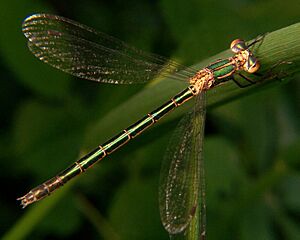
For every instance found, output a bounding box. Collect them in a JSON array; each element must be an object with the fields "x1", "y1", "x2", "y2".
[{"x1": 85, "y1": 22, "x2": 300, "y2": 148}]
